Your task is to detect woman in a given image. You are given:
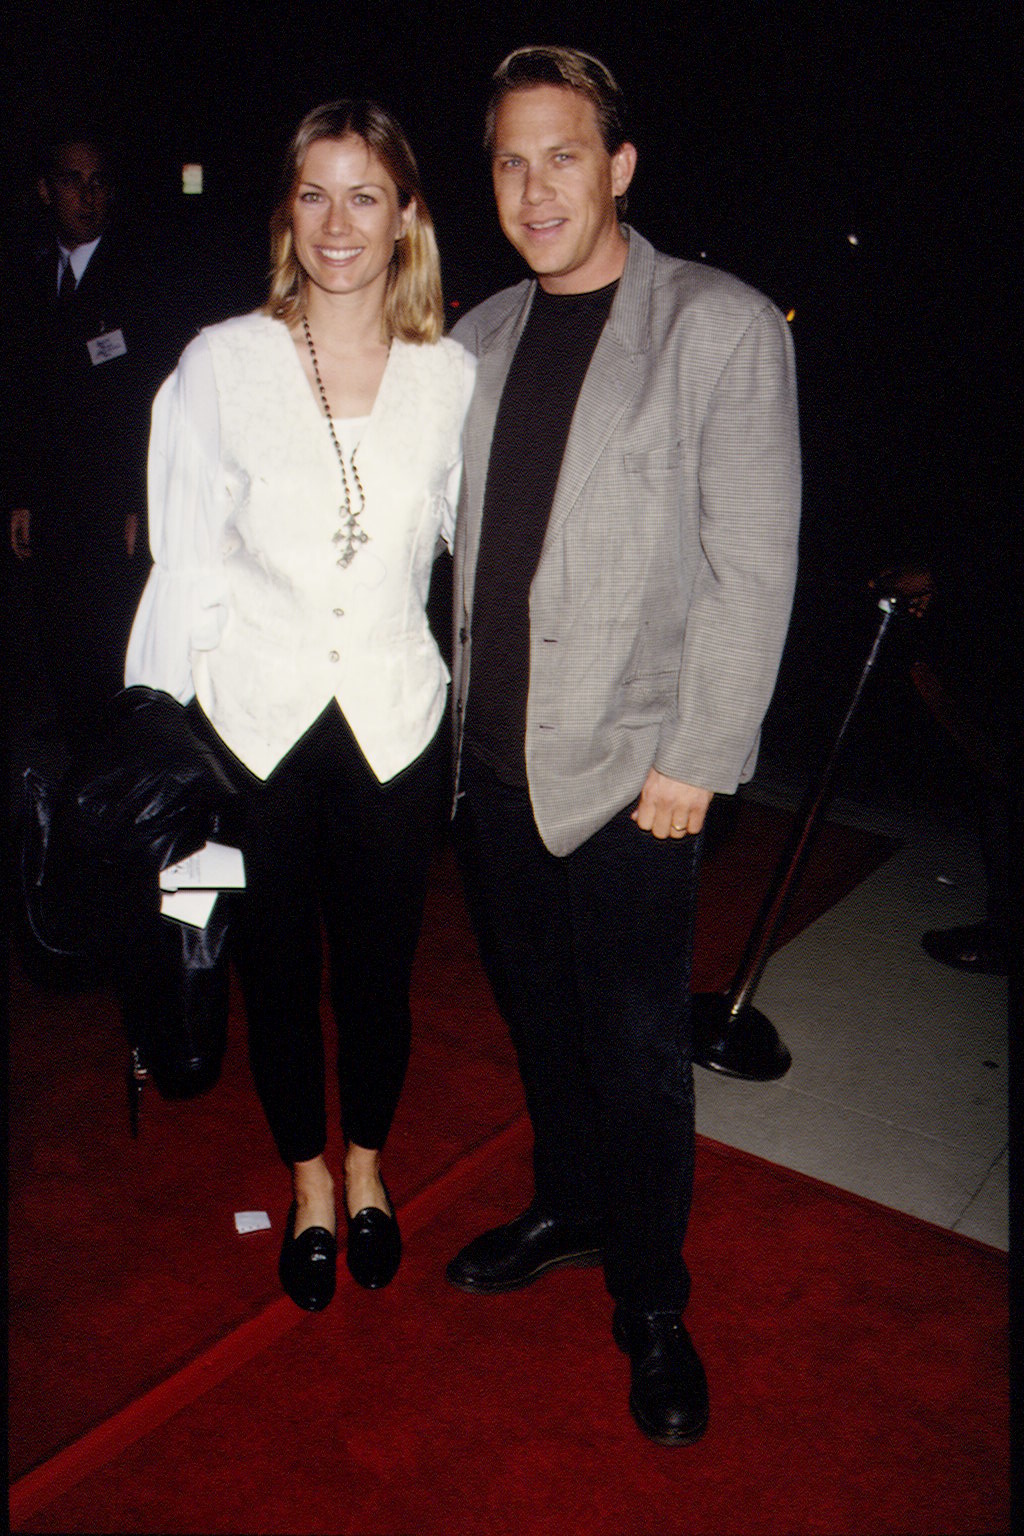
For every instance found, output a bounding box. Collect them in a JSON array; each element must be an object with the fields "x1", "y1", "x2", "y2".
[{"x1": 126, "y1": 101, "x2": 474, "y2": 1310}]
